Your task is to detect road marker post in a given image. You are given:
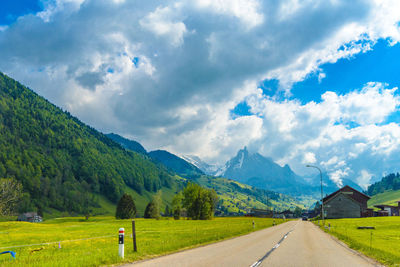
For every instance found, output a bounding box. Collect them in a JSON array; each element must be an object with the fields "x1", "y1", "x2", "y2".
[
  {"x1": 118, "y1": 228, "x2": 124, "y2": 258},
  {"x1": 132, "y1": 220, "x2": 137, "y2": 252}
]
